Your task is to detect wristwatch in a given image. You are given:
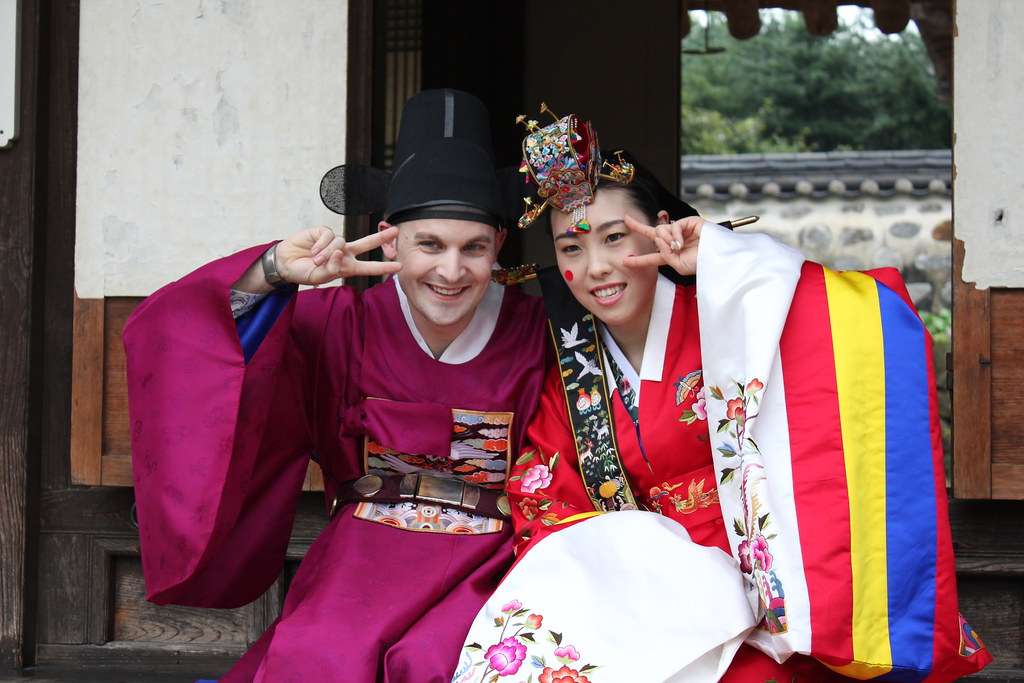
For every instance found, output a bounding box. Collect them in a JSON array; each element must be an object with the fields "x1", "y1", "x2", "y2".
[{"x1": 260, "y1": 243, "x2": 287, "y2": 288}]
